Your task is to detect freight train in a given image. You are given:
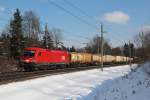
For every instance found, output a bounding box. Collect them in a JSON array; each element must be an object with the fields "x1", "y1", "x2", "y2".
[{"x1": 19, "y1": 47, "x2": 133, "y2": 71}]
